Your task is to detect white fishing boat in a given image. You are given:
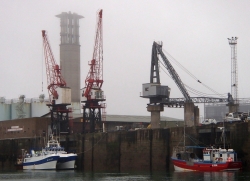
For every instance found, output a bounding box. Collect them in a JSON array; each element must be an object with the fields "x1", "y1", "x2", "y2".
[
  {"x1": 23, "y1": 149, "x2": 59, "y2": 170},
  {"x1": 45, "y1": 135, "x2": 77, "y2": 170}
]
